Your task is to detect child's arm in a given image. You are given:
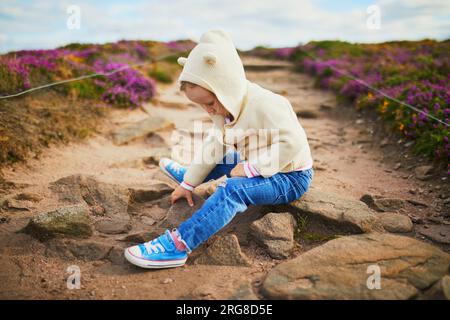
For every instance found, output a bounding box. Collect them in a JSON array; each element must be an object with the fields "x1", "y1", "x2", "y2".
[{"x1": 182, "y1": 126, "x2": 226, "y2": 188}]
